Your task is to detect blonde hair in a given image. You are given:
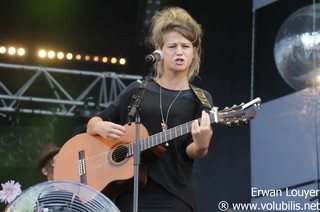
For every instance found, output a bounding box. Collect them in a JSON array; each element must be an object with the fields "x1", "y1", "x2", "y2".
[{"x1": 148, "y1": 6, "x2": 203, "y2": 82}]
